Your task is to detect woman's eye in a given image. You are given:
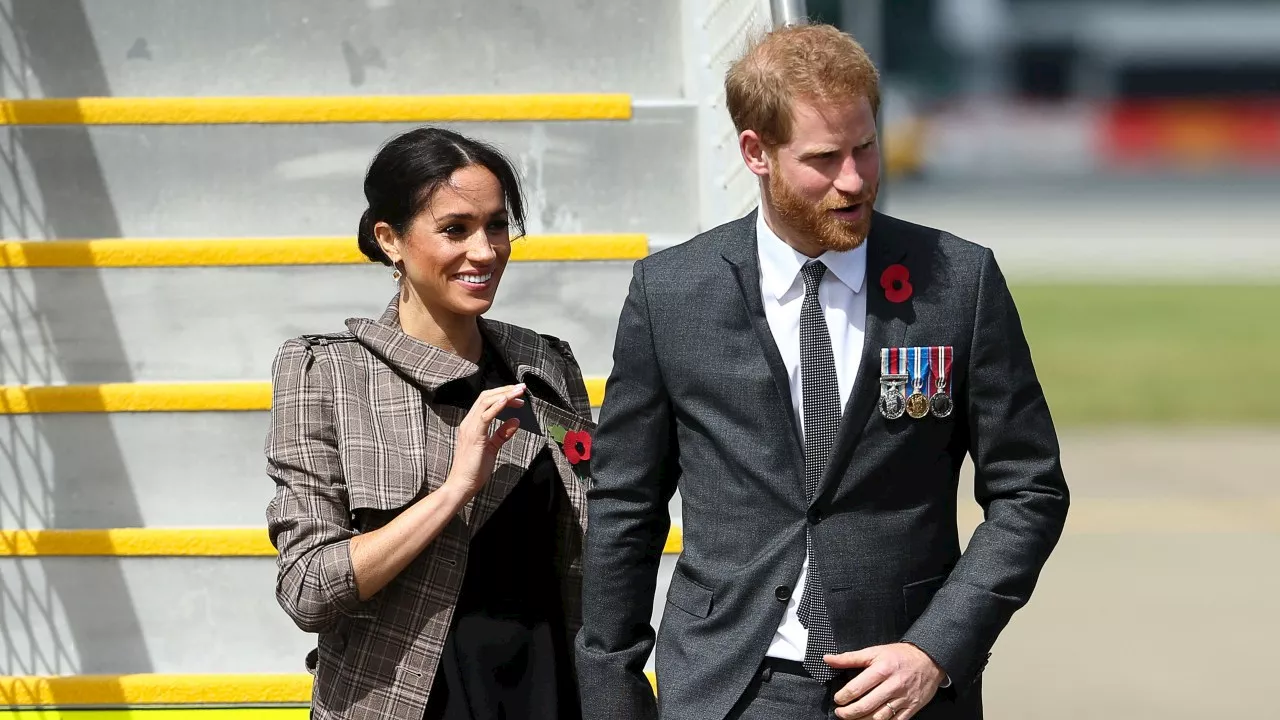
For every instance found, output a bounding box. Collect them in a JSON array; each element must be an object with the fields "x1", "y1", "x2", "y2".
[
  {"x1": 487, "y1": 220, "x2": 509, "y2": 231},
  {"x1": 442, "y1": 224, "x2": 466, "y2": 235}
]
